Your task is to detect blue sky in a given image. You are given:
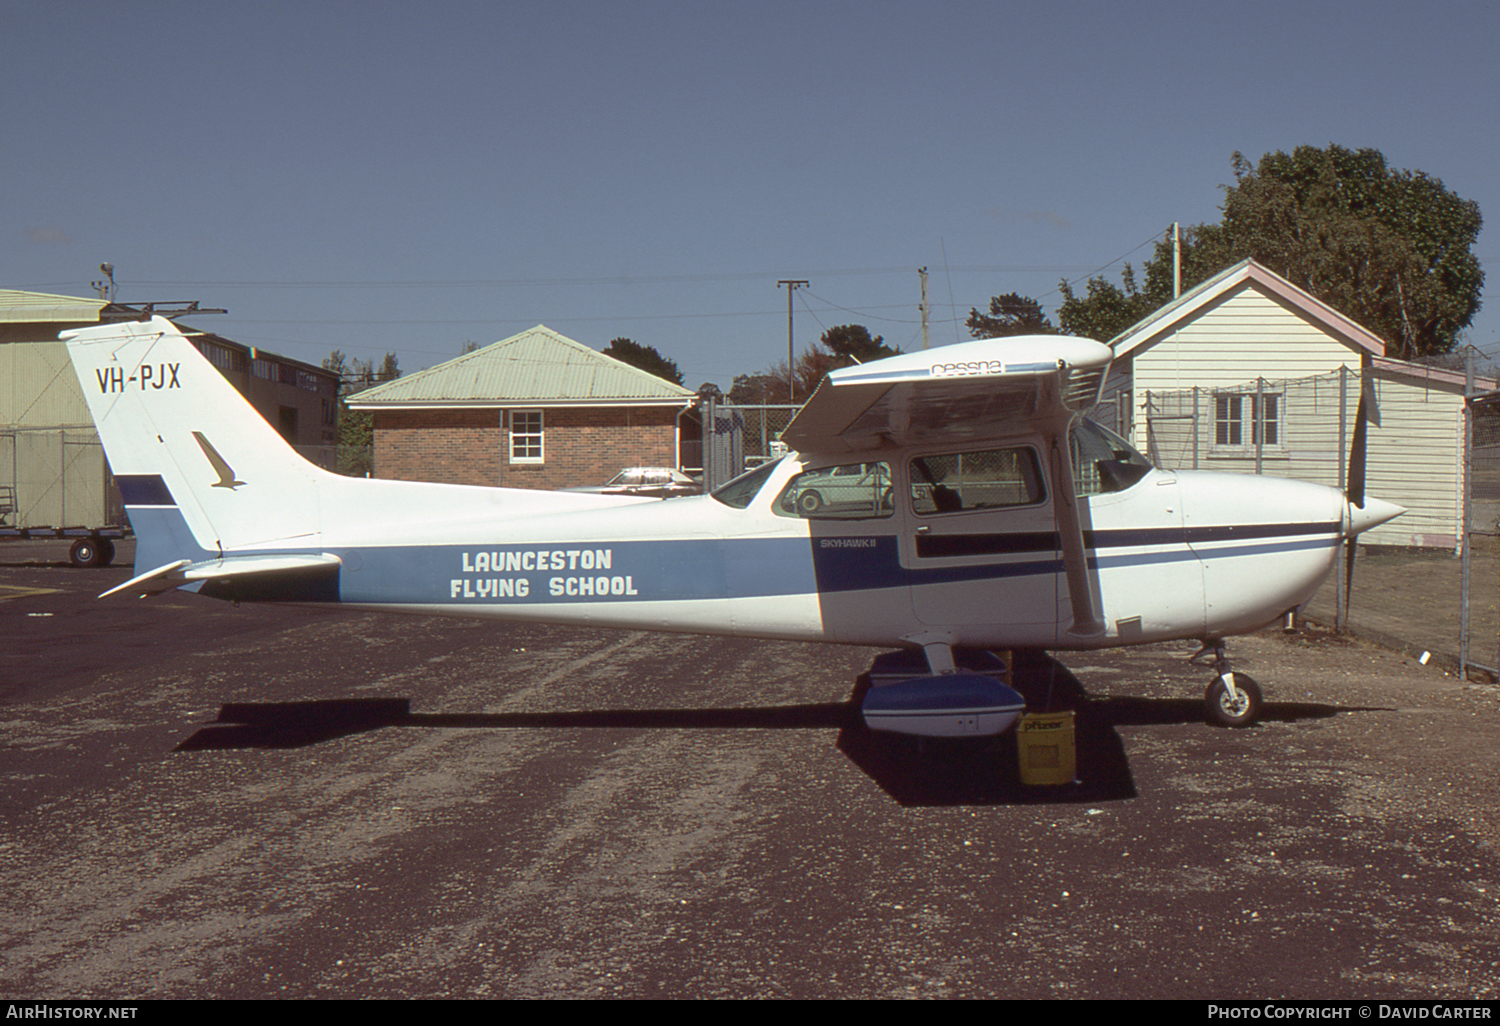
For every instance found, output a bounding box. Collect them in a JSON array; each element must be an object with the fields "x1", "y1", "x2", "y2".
[{"x1": 6, "y1": 0, "x2": 1499, "y2": 388}]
